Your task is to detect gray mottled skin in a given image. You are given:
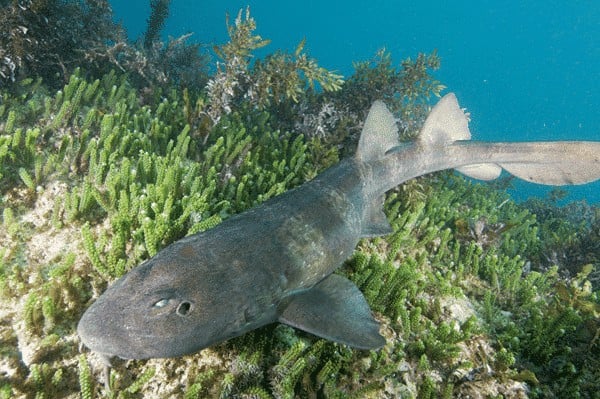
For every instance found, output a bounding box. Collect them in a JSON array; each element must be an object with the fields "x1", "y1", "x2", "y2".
[{"x1": 78, "y1": 93, "x2": 600, "y2": 361}]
